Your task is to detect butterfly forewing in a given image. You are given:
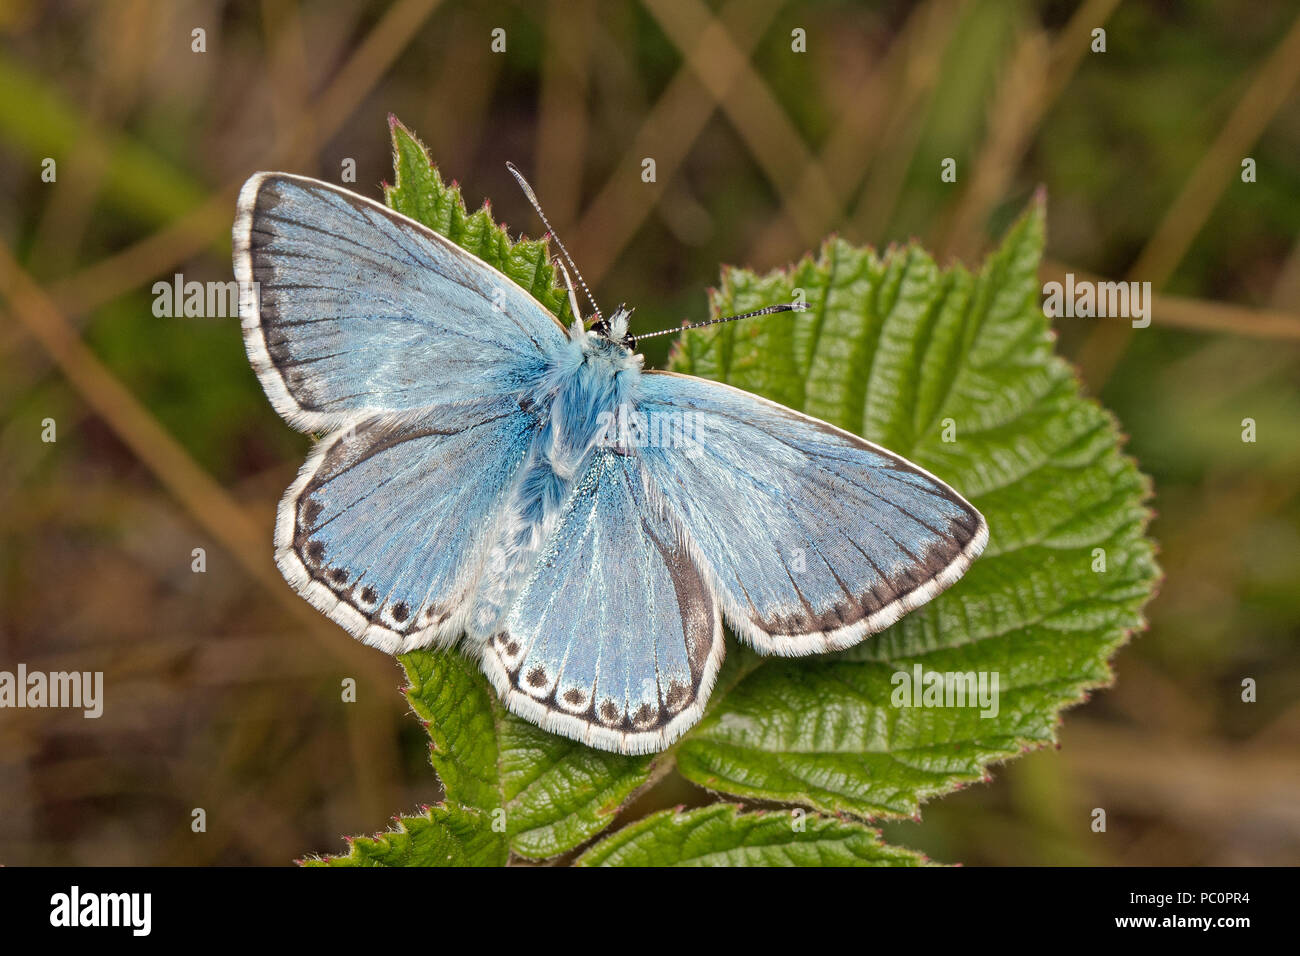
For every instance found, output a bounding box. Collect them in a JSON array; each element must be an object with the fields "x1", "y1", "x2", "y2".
[
  {"x1": 635, "y1": 371, "x2": 988, "y2": 655},
  {"x1": 235, "y1": 172, "x2": 567, "y2": 433}
]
